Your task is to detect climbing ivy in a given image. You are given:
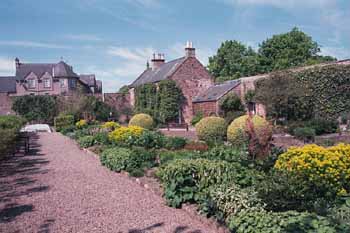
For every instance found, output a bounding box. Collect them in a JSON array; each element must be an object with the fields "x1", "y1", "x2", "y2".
[
  {"x1": 255, "y1": 64, "x2": 350, "y2": 121},
  {"x1": 134, "y1": 80, "x2": 184, "y2": 124},
  {"x1": 296, "y1": 65, "x2": 350, "y2": 119}
]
